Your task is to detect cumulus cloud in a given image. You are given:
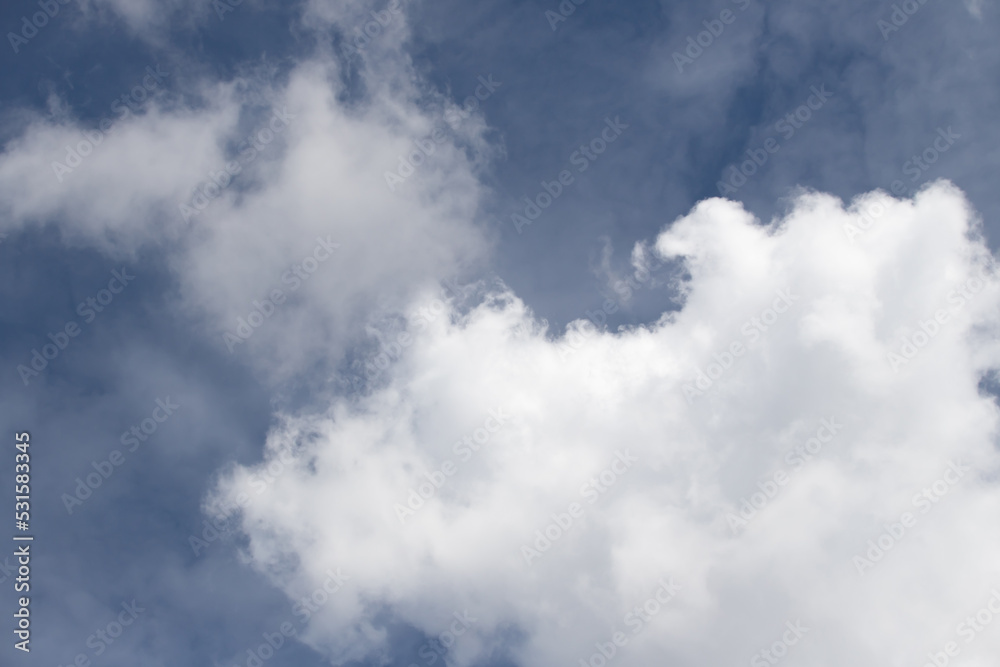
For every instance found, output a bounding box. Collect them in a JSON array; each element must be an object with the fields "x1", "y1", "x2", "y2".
[{"x1": 207, "y1": 181, "x2": 1000, "y2": 667}]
